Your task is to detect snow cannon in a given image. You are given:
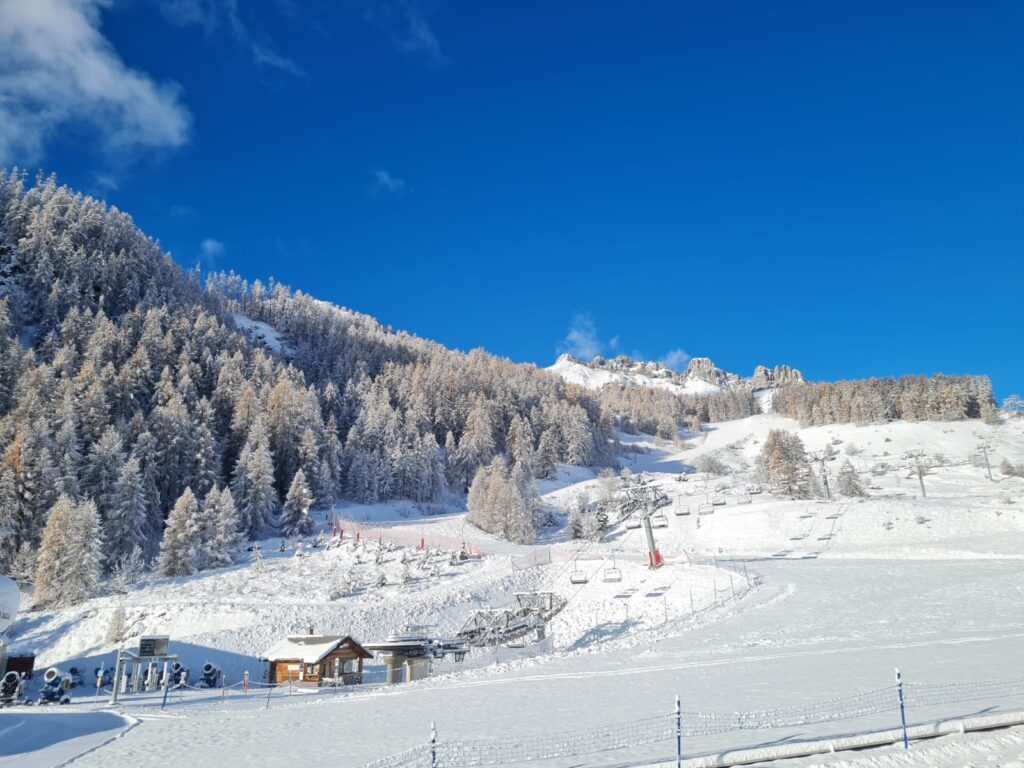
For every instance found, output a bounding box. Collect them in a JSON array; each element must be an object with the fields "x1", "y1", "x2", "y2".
[
  {"x1": 171, "y1": 662, "x2": 189, "y2": 687},
  {"x1": 200, "y1": 662, "x2": 221, "y2": 688},
  {"x1": 0, "y1": 670, "x2": 26, "y2": 707},
  {"x1": 0, "y1": 574, "x2": 18, "y2": 635},
  {"x1": 37, "y1": 667, "x2": 70, "y2": 705},
  {"x1": 94, "y1": 665, "x2": 113, "y2": 687}
]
